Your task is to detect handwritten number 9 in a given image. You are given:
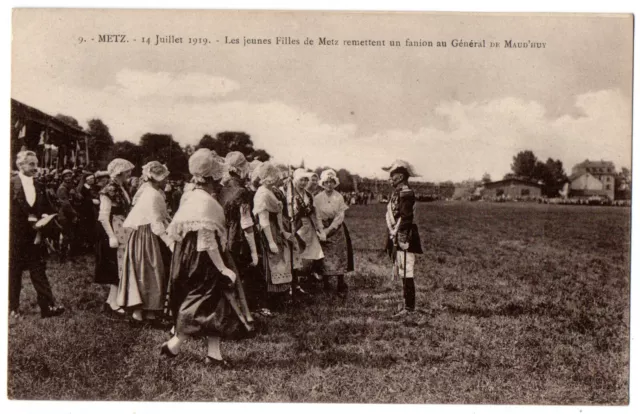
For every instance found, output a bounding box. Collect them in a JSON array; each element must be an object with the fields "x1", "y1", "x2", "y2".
[{"x1": 78, "y1": 37, "x2": 85, "y2": 44}]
